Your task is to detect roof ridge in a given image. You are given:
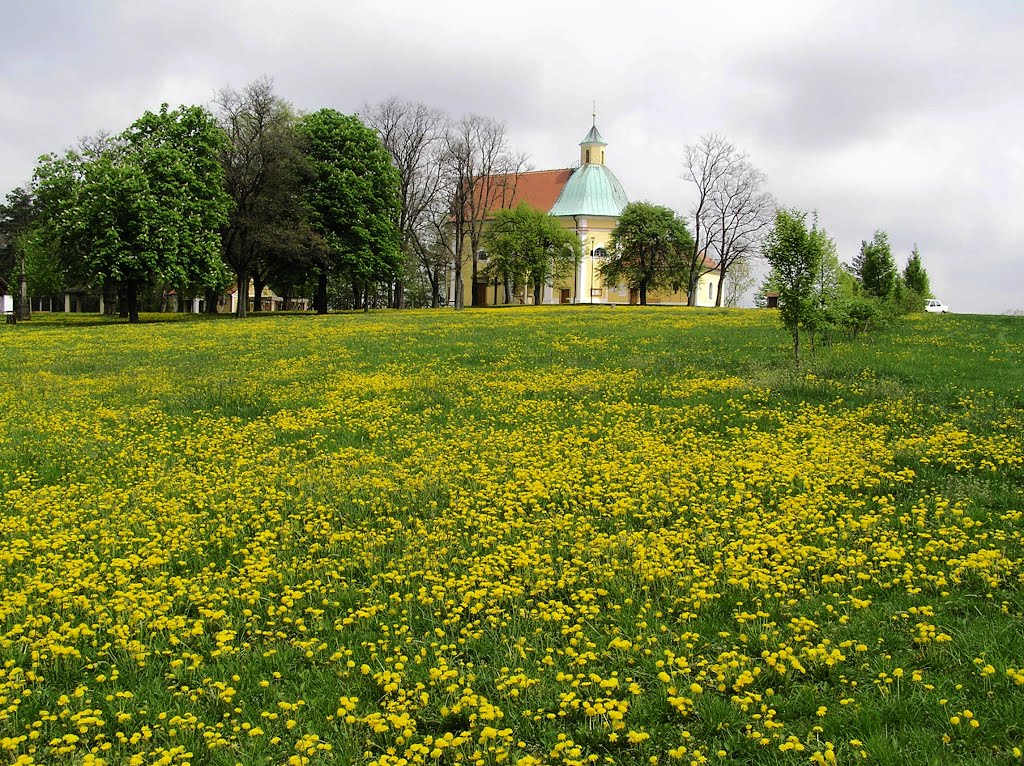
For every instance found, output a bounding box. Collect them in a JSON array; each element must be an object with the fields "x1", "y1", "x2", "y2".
[{"x1": 516, "y1": 167, "x2": 574, "y2": 175}]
